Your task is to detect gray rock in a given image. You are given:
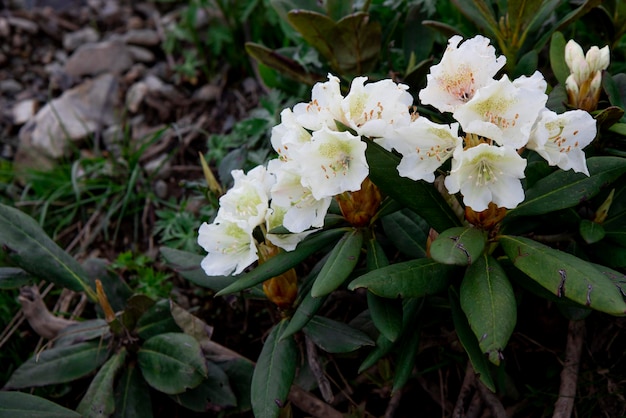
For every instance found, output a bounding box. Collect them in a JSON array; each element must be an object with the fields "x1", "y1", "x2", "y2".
[
  {"x1": 65, "y1": 40, "x2": 133, "y2": 77},
  {"x1": 125, "y1": 80, "x2": 149, "y2": 113},
  {"x1": 12, "y1": 99, "x2": 38, "y2": 125},
  {"x1": 127, "y1": 45, "x2": 155, "y2": 63},
  {"x1": 0, "y1": 79, "x2": 23, "y2": 94},
  {"x1": 123, "y1": 29, "x2": 160, "y2": 46},
  {"x1": 16, "y1": 73, "x2": 119, "y2": 161},
  {"x1": 7, "y1": 17, "x2": 38, "y2": 34},
  {"x1": 63, "y1": 27, "x2": 100, "y2": 51}
]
